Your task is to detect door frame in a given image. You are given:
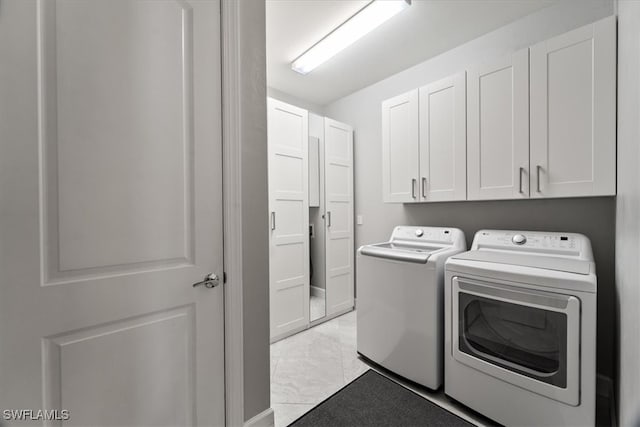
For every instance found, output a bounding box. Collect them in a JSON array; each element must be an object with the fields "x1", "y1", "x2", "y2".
[{"x1": 221, "y1": 1, "x2": 259, "y2": 426}]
